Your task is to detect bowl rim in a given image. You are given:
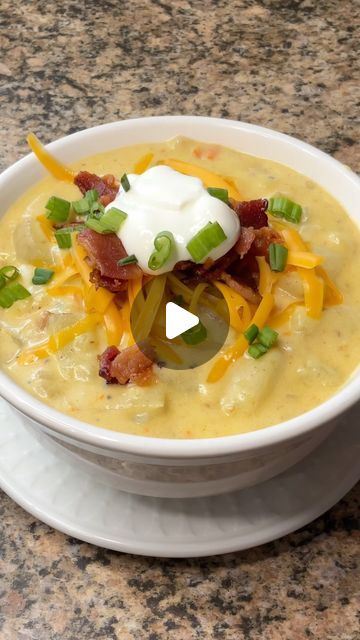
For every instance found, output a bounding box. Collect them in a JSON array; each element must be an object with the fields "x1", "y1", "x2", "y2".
[{"x1": 0, "y1": 114, "x2": 360, "y2": 459}]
